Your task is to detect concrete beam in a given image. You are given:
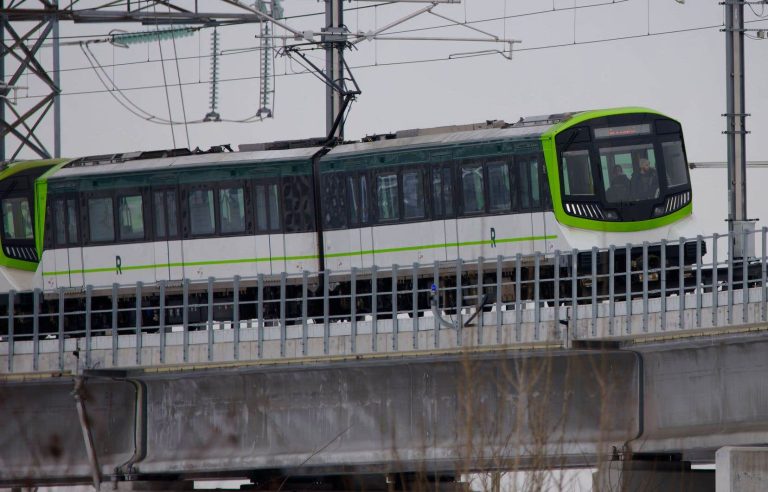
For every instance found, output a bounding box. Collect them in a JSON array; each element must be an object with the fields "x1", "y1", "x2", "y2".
[
  {"x1": 716, "y1": 446, "x2": 768, "y2": 492},
  {"x1": 635, "y1": 337, "x2": 768, "y2": 455},
  {"x1": 0, "y1": 350, "x2": 639, "y2": 485},
  {"x1": 593, "y1": 456, "x2": 715, "y2": 492}
]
